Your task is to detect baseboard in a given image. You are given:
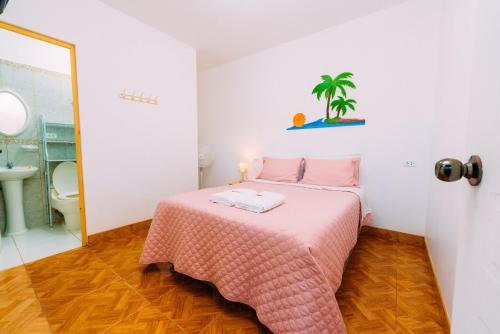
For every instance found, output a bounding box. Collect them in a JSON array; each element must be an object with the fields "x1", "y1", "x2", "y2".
[
  {"x1": 424, "y1": 239, "x2": 451, "y2": 333},
  {"x1": 87, "y1": 219, "x2": 152, "y2": 244},
  {"x1": 361, "y1": 225, "x2": 425, "y2": 247}
]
